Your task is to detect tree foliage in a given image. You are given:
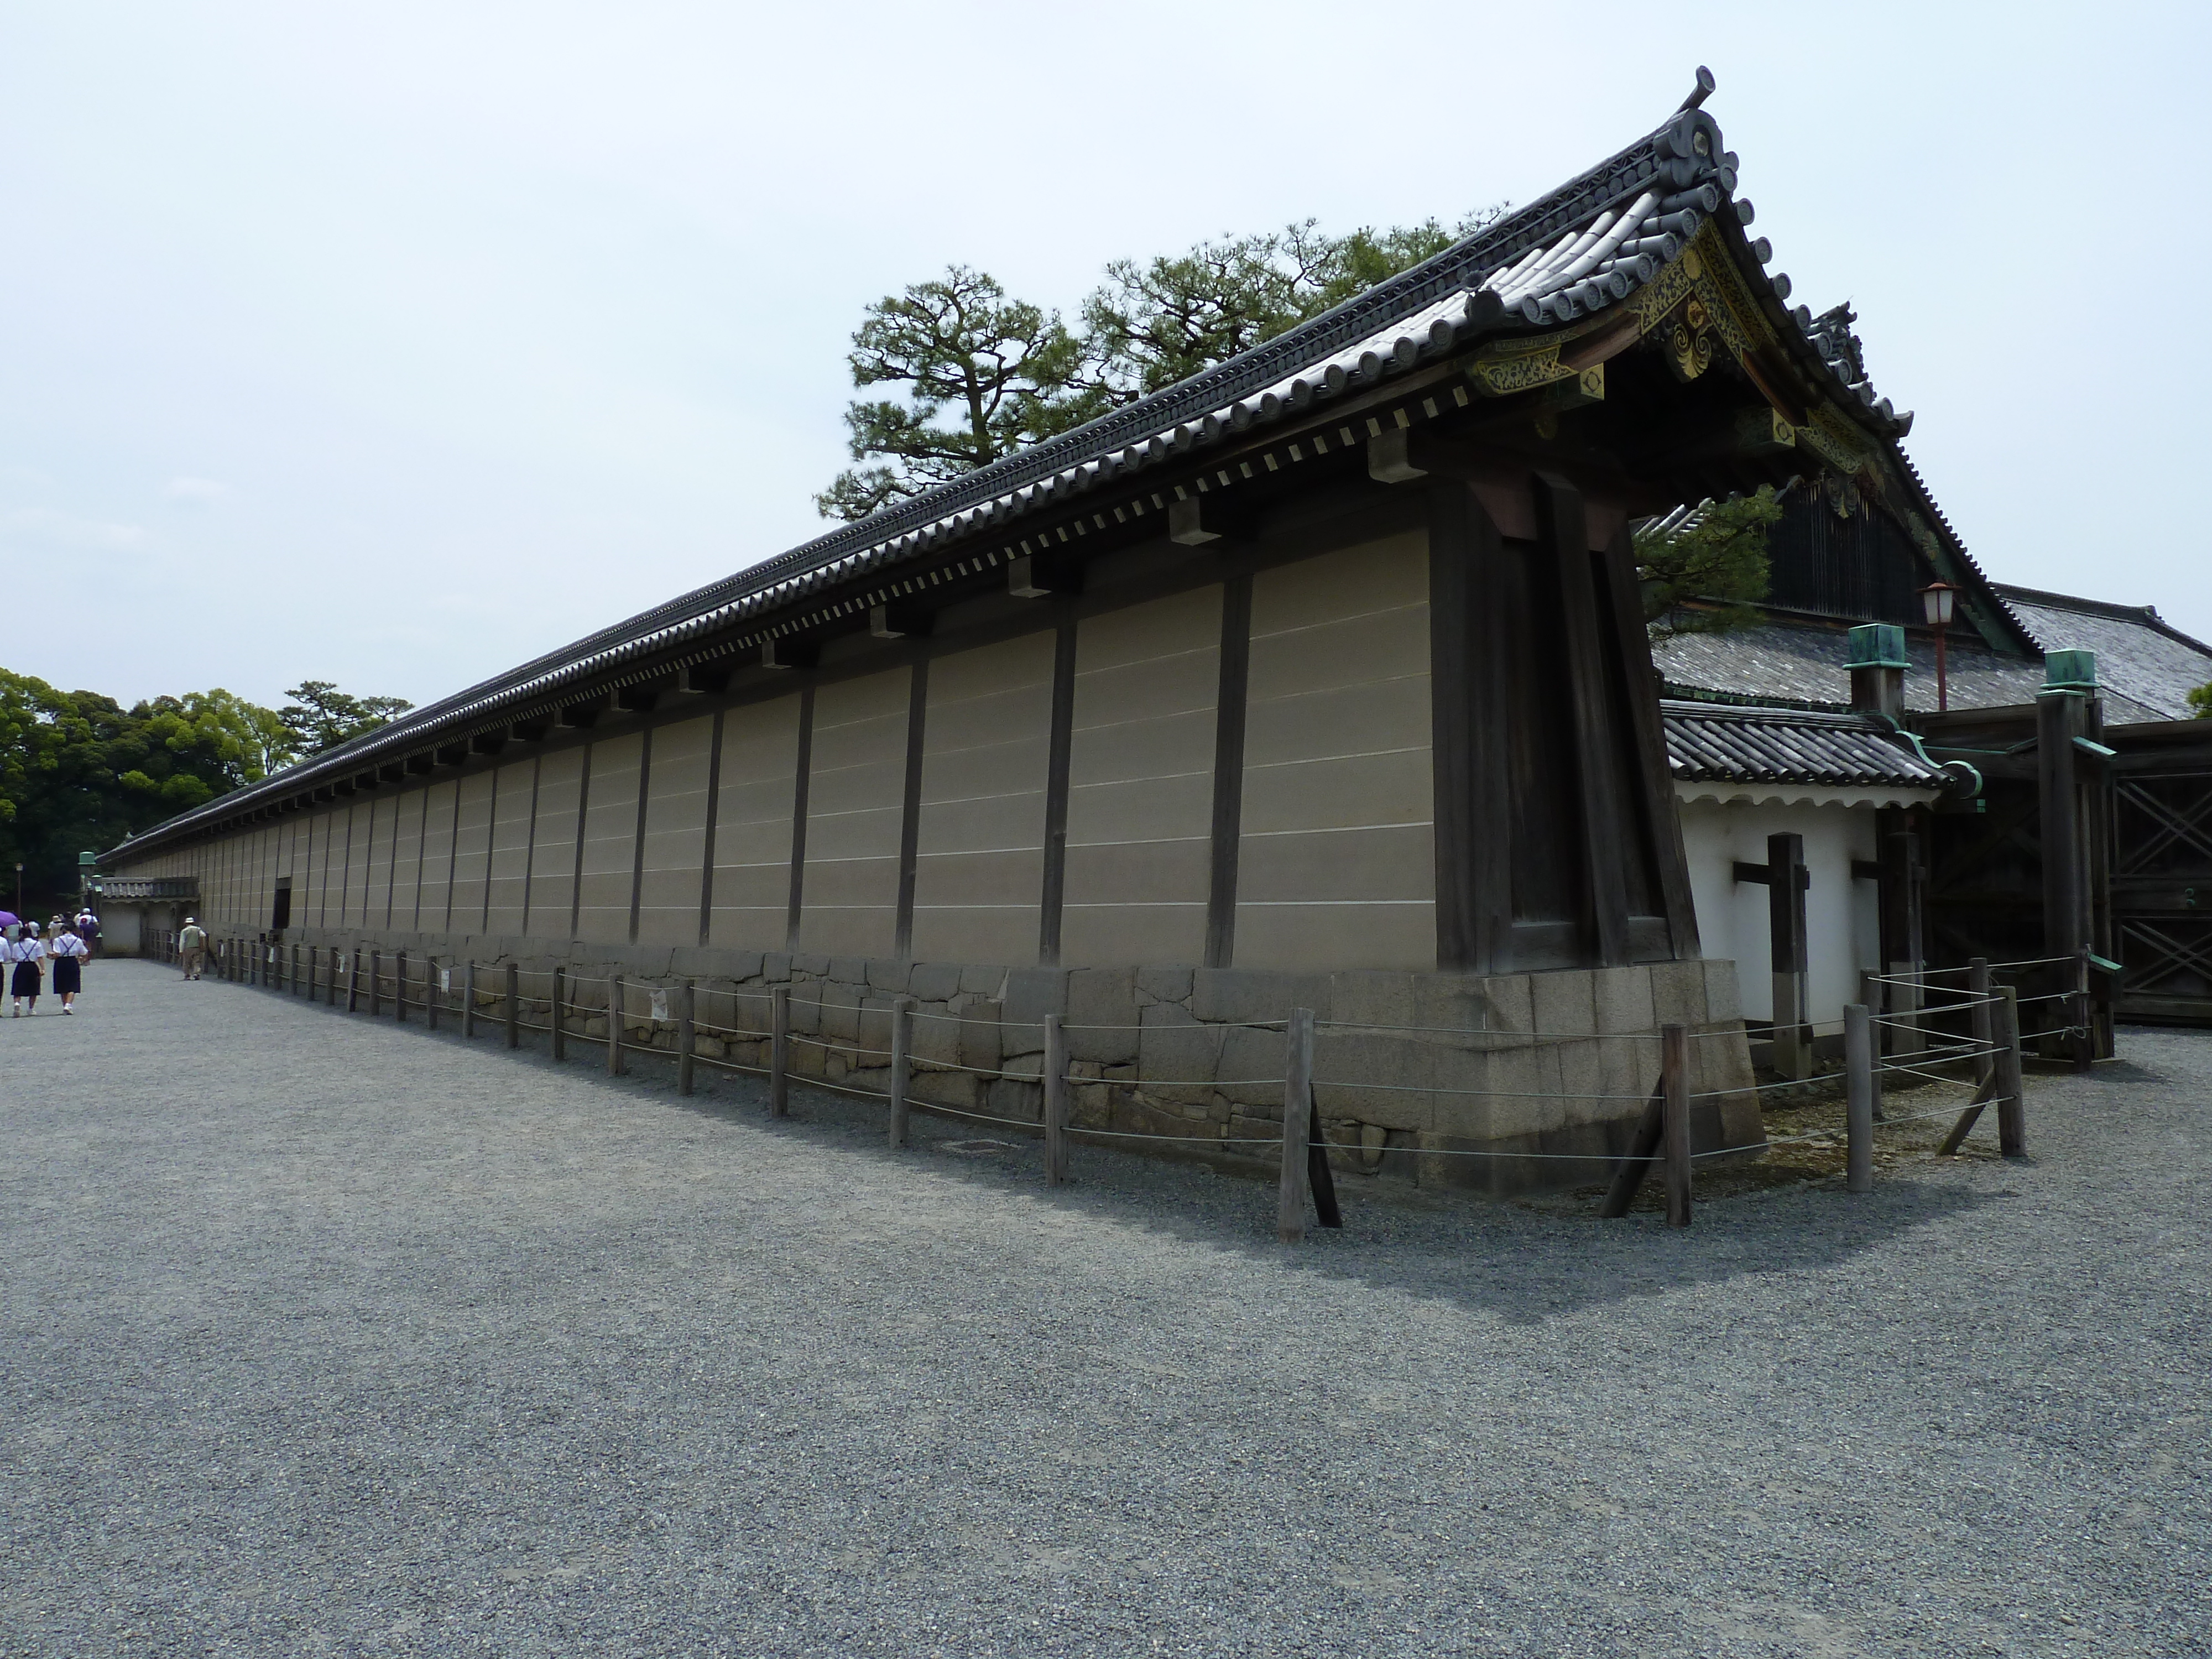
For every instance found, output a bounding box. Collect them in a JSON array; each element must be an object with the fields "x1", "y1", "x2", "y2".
[
  {"x1": 814, "y1": 268, "x2": 1094, "y2": 520},
  {"x1": 0, "y1": 671, "x2": 408, "y2": 909},
  {"x1": 816, "y1": 208, "x2": 1507, "y2": 520},
  {"x1": 1634, "y1": 489, "x2": 1781, "y2": 640},
  {"x1": 280, "y1": 680, "x2": 413, "y2": 755},
  {"x1": 2189, "y1": 681, "x2": 2212, "y2": 719}
]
